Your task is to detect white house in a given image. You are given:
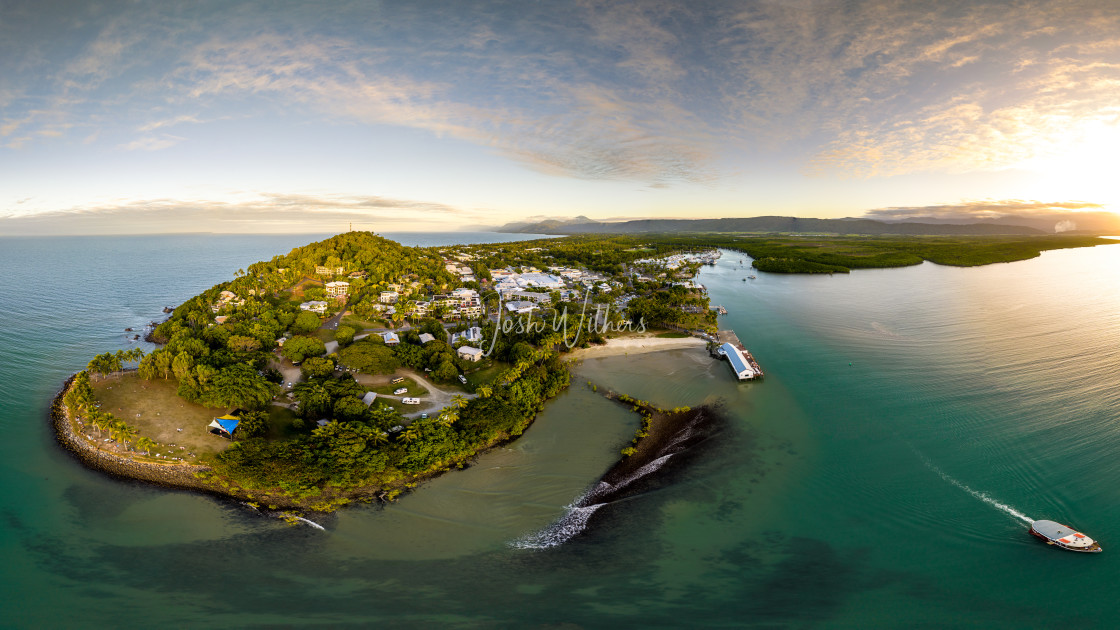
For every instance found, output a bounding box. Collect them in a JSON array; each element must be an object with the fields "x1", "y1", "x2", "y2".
[
  {"x1": 418, "y1": 333, "x2": 436, "y2": 344},
  {"x1": 457, "y1": 346, "x2": 484, "y2": 362},
  {"x1": 300, "y1": 300, "x2": 328, "y2": 314},
  {"x1": 451, "y1": 326, "x2": 483, "y2": 345},
  {"x1": 379, "y1": 291, "x2": 399, "y2": 304},
  {"x1": 379, "y1": 332, "x2": 400, "y2": 345}
]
